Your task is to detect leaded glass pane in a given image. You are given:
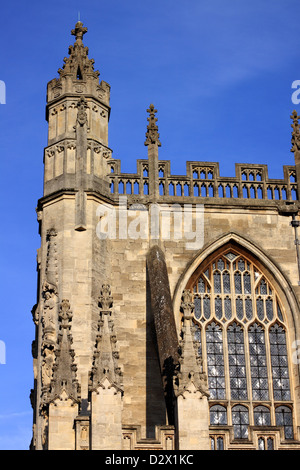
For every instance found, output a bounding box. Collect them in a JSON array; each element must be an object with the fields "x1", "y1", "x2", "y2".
[
  {"x1": 238, "y1": 259, "x2": 245, "y2": 272},
  {"x1": 206, "y1": 323, "x2": 225, "y2": 399},
  {"x1": 194, "y1": 296, "x2": 201, "y2": 319},
  {"x1": 260, "y1": 279, "x2": 267, "y2": 295},
  {"x1": 236, "y1": 298, "x2": 244, "y2": 320},
  {"x1": 245, "y1": 298, "x2": 253, "y2": 320},
  {"x1": 232, "y1": 405, "x2": 249, "y2": 439},
  {"x1": 267, "y1": 438, "x2": 274, "y2": 450},
  {"x1": 222, "y1": 271, "x2": 231, "y2": 294},
  {"x1": 254, "y1": 406, "x2": 271, "y2": 426},
  {"x1": 198, "y1": 278, "x2": 205, "y2": 293},
  {"x1": 275, "y1": 406, "x2": 293, "y2": 440},
  {"x1": 258, "y1": 438, "x2": 265, "y2": 450},
  {"x1": 217, "y1": 258, "x2": 225, "y2": 271},
  {"x1": 214, "y1": 271, "x2": 221, "y2": 293},
  {"x1": 224, "y1": 297, "x2": 232, "y2": 319},
  {"x1": 256, "y1": 298, "x2": 264, "y2": 321},
  {"x1": 266, "y1": 298, "x2": 274, "y2": 321},
  {"x1": 210, "y1": 405, "x2": 227, "y2": 425},
  {"x1": 249, "y1": 324, "x2": 269, "y2": 400},
  {"x1": 270, "y1": 325, "x2": 291, "y2": 400},
  {"x1": 227, "y1": 323, "x2": 247, "y2": 400},
  {"x1": 217, "y1": 437, "x2": 224, "y2": 450},
  {"x1": 224, "y1": 252, "x2": 237, "y2": 261},
  {"x1": 234, "y1": 272, "x2": 242, "y2": 294},
  {"x1": 215, "y1": 297, "x2": 222, "y2": 320},
  {"x1": 277, "y1": 302, "x2": 284, "y2": 322},
  {"x1": 243, "y1": 272, "x2": 251, "y2": 294},
  {"x1": 203, "y1": 296, "x2": 211, "y2": 319}
]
